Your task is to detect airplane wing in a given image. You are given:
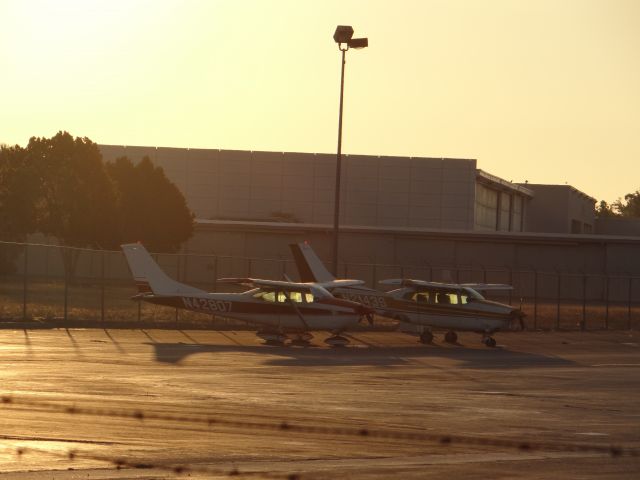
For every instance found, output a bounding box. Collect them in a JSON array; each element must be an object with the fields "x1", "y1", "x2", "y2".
[
  {"x1": 315, "y1": 279, "x2": 366, "y2": 289},
  {"x1": 379, "y1": 279, "x2": 513, "y2": 291},
  {"x1": 217, "y1": 277, "x2": 333, "y2": 298},
  {"x1": 460, "y1": 283, "x2": 513, "y2": 291}
]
